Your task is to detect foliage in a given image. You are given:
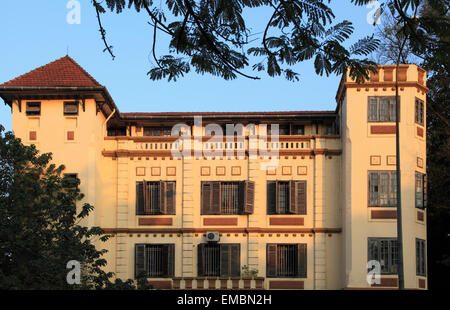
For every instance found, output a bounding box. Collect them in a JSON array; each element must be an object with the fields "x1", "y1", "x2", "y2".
[
  {"x1": 241, "y1": 265, "x2": 259, "y2": 278},
  {"x1": 371, "y1": 0, "x2": 449, "y2": 289},
  {"x1": 0, "y1": 126, "x2": 152, "y2": 290},
  {"x1": 91, "y1": 0, "x2": 380, "y2": 83}
]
